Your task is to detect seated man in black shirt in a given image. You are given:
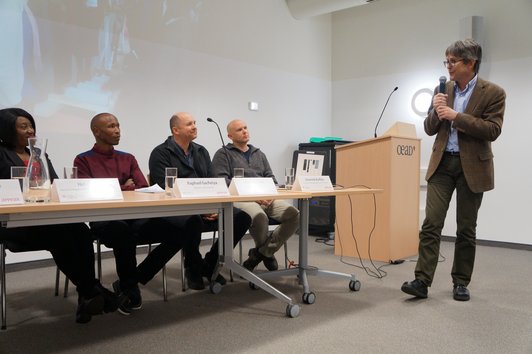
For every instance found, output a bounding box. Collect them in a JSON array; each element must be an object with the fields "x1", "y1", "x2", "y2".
[{"x1": 149, "y1": 112, "x2": 251, "y2": 285}]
